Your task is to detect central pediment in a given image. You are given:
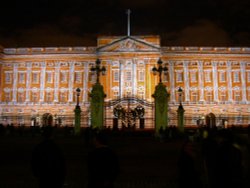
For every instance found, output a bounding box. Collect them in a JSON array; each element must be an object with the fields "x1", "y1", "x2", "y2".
[{"x1": 97, "y1": 36, "x2": 160, "y2": 53}]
